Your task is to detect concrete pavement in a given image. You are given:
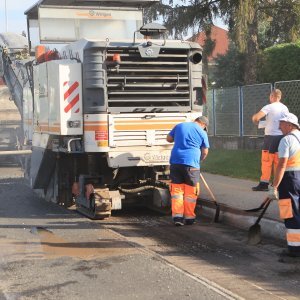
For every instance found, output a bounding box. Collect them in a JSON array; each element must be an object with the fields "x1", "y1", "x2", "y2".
[{"x1": 198, "y1": 172, "x2": 286, "y2": 241}]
